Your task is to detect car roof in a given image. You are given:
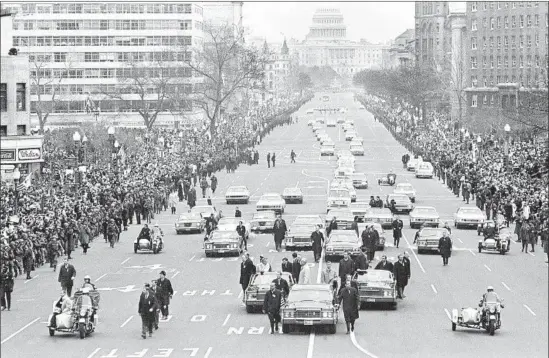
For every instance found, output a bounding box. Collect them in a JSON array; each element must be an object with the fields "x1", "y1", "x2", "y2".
[
  {"x1": 253, "y1": 211, "x2": 276, "y2": 217},
  {"x1": 261, "y1": 193, "x2": 281, "y2": 197},
  {"x1": 228, "y1": 185, "x2": 248, "y2": 190},
  {"x1": 291, "y1": 284, "x2": 331, "y2": 292}
]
